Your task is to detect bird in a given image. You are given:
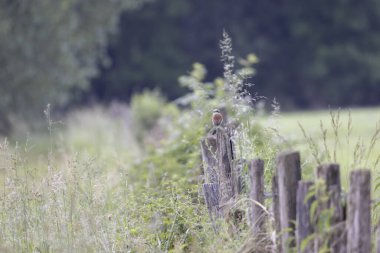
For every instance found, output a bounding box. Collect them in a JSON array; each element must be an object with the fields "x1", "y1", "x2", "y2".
[{"x1": 212, "y1": 108, "x2": 223, "y2": 126}]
